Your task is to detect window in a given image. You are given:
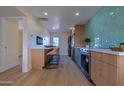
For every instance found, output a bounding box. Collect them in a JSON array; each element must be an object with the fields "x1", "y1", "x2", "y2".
[
  {"x1": 43, "y1": 37, "x2": 50, "y2": 46},
  {"x1": 53, "y1": 37, "x2": 59, "y2": 47}
]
